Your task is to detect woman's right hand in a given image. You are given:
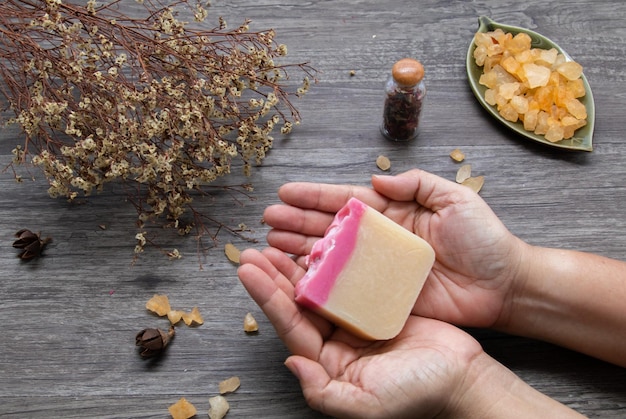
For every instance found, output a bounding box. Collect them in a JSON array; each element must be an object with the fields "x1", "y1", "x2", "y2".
[{"x1": 263, "y1": 169, "x2": 530, "y2": 329}]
